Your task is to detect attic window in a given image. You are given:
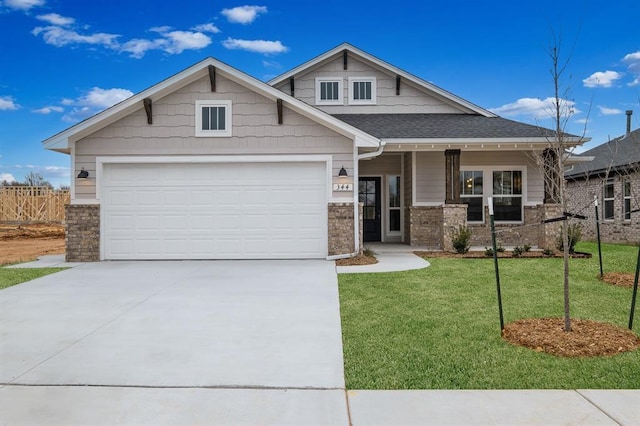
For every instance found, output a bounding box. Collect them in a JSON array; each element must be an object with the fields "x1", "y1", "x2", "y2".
[
  {"x1": 349, "y1": 77, "x2": 376, "y2": 105},
  {"x1": 195, "y1": 100, "x2": 232, "y2": 137},
  {"x1": 315, "y1": 78, "x2": 343, "y2": 105}
]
